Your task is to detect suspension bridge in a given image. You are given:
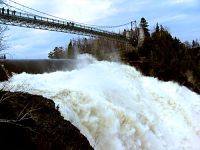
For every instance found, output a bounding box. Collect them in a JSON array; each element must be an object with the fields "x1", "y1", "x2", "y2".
[{"x1": 0, "y1": 0, "x2": 141, "y2": 46}]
